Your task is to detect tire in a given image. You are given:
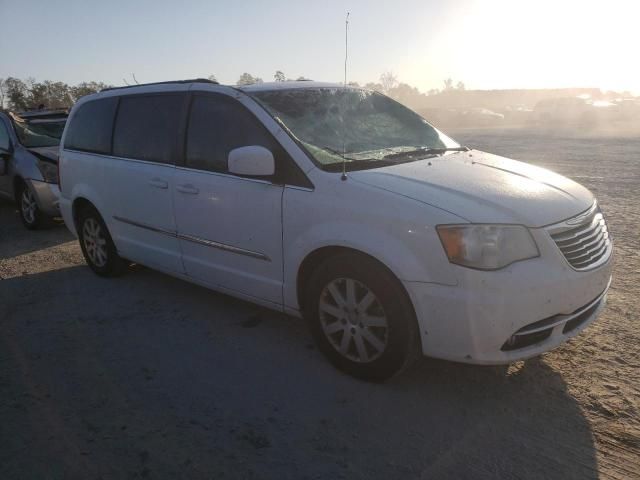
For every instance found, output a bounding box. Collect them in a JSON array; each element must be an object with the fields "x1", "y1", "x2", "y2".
[
  {"x1": 77, "y1": 205, "x2": 127, "y2": 277},
  {"x1": 304, "y1": 252, "x2": 420, "y2": 382},
  {"x1": 17, "y1": 182, "x2": 45, "y2": 230}
]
